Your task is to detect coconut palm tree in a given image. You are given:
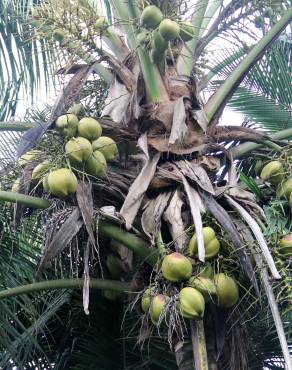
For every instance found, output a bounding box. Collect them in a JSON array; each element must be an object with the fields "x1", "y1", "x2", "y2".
[{"x1": 0, "y1": 0, "x2": 291, "y2": 369}]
